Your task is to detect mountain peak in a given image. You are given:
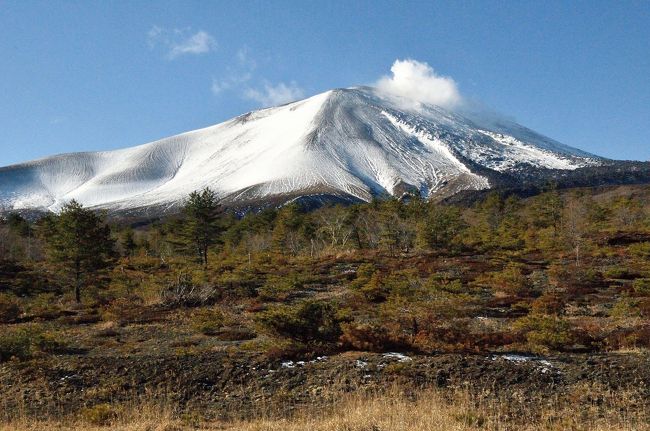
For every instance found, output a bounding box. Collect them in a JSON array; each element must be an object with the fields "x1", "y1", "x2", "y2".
[{"x1": 0, "y1": 87, "x2": 602, "y2": 213}]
